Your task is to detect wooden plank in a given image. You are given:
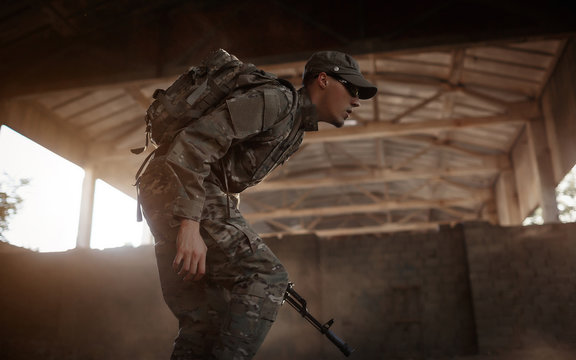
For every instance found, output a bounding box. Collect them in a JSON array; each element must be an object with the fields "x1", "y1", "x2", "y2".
[
  {"x1": 449, "y1": 131, "x2": 509, "y2": 153},
  {"x1": 259, "y1": 219, "x2": 490, "y2": 238},
  {"x1": 495, "y1": 169, "x2": 521, "y2": 225},
  {"x1": 244, "y1": 165, "x2": 501, "y2": 193},
  {"x1": 125, "y1": 86, "x2": 153, "y2": 109},
  {"x1": 375, "y1": 73, "x2": 446, "y2": 88},
  {"x1": 506, "y1": 40, "x2": 561, "y2": 55},
  {"x1": 0, "y1": 99, "x2": 89, "y2": 167},
  {"x1": 390, "y1": 91, "x2": 444, "y2": 123},
  {"x1": 527, "y1": 118, "x2": 559, "y2": 223},
  {"x1": 460, "y1": 71, "x2": 540, "y2": 97},
  {"x1": 541, "y1": 90, "x2": 564, "y2": 183},
  {"x1": 303, "y1": 115, "x2": 527, "y2": 144},
  {"x1": 54, "y1": 89, "x2": 125, "y2": 119},
  {"x1": 83, "y1": 105, "x2": 143, "y2": 136},
  {"x1": 461, "y1": 84, "x2": 530, "y2": 103},
  {"x1": 36, "y1": 89, "x2": 90, "y2": 109},
  {"x1": 387, "y1": 51, "x2": 452, "y2": 64},
  {"x1": 245, "y1": 197, "x2": 487, "y2": 222},
  {"x1": 511, "y1": 129, "x2": 539, "y2": 219},
  {"x1": 456, "y1": 86, "x2": 510, "y2": 110},
  {"x1": 71, "y1": 94, "x2": 135, "y2": 126},
  {"x1": 376, "y1": 58, "x2": 450, "y2": 79},
  {"x1": 260, "y1": 221, "x2": 440, "y2": 238},
  {"x1": 540, "y1": 39, "x2": 576, "y2": 179},
  {"x1": 463, "y1": 56, "x2": 546, "y2": 82},
  {"x1": 466, "y1": 47, "x2": 553, "y2": 68}
]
